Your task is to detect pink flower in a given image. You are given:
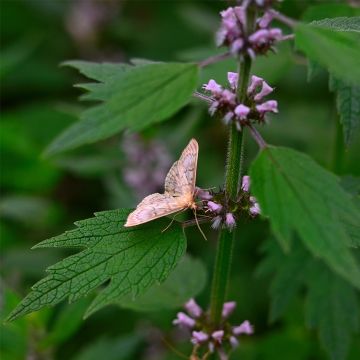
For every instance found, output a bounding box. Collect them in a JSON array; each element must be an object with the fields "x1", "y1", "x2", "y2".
[
  {"x1": 241, "y1": 176, "x2": 250, "y2": 192},
  {"x1": 234, "y1": 104, "x2": 250, "y2": 120},
  {"x1": 230, "y1": 38, "x2": 244, "y2": 54},
  {"x1": 207, "y1": 201, "x2": 223, "y2": 213},
  {"x1": 233, "y1": 320, "x2": 254, "y2": 335},
  {"x1": 203, "y1": 79, "x2": 222, "y2": 95},
  {"x1": 249, "y1": 29, "x2": 270, "y2": 44},
  {"x1": 225, "y1": 213, "x2": 236, "y2": 230},
  {"x1": 212, "y1": 330, "x2": 224, "y2": 343},
  {"x1": 256, "y1": 100, "x2": 278, "y2": 114},
  {"x1": 254, "y1": 81, "x2": 273, "y2": 102},
  {"x1": 196, "y1": 187, "x2": 213, "y2": 200},
  {"x1": 230, "y1": 336, "x2": 239, "y2": 348},
  {"x1": 223, "y1": 111, "x2": 234, "y2": 125},
  {"x1": 247, "y1": 48, "x2": 256, "y2": 60},
  {"x1": 173, "y1": 312, "x2": 195, "y2": 328},
  {"x1": 222, "y1": 301, "x2": 237, "y2": 318},
  {"x1": 211, "y1": 215, "x2": 222, "y2": 230},
  {"x1": 250, "y1": 193, "x2": 260, "y2": 216},
  {"x1": 269, "y1": 28, "x2": 283, "y2": 40},
  {"x1": 258, "y1": 11, "x2": 275, "y2": 28},
  {"x1": 209, "y1": 101, "x2": 219, "y2": 116},
  {"x1": 185, "y1": 298, "x2": 202, "y2": 318},
  {"x1": 191, "y1": 331, "x2": 209, "y2": 344},
  {"x1": 248, "y1": 75, "x2": 264, "y2": 94},
  {"x1": 221, "y1": 89, "x2": 236, "y2": 104},
  {"x1": 227, "y1": 72, "x2": 239, "y2": 89}
]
